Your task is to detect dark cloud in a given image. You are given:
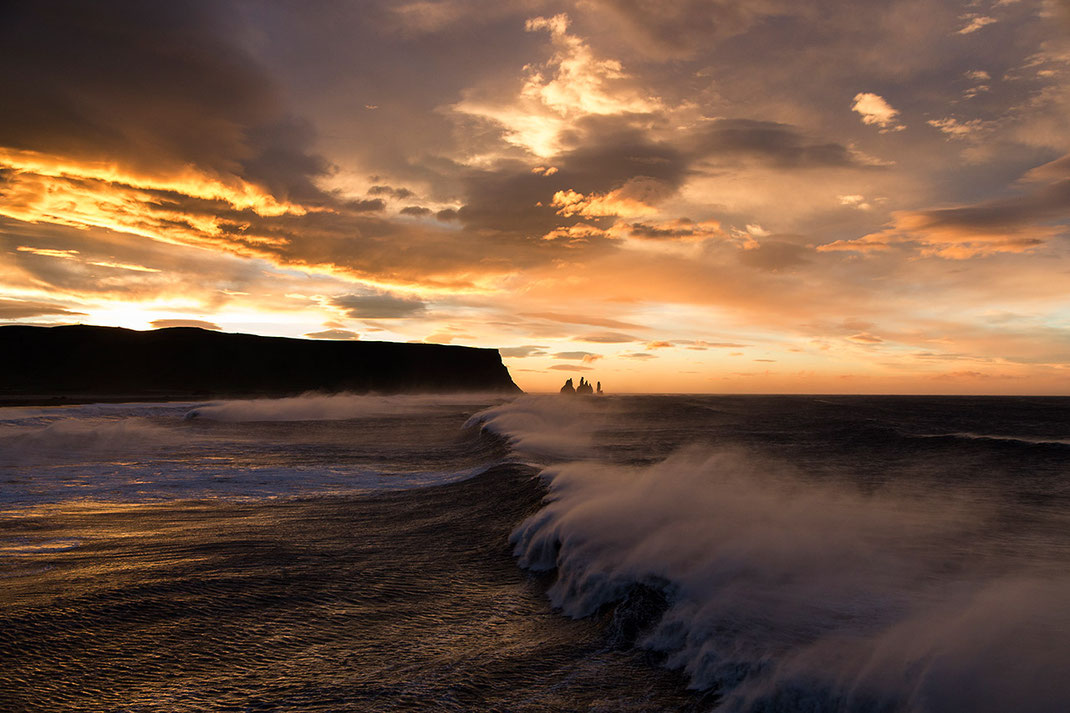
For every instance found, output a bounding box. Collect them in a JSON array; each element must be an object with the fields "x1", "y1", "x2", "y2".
[
  {"x1": 0, "y1": 0, "x2": 328, "y2": 201},
  {"x1": 151, "y1": 319, "x2": 221, "y2": 330},
  {"x1": 400, "y1": 206, "x2": 433, "y2": 216},
  {"x1": 582, "y1": 0, "x2": 795, "y2": 60},
  {"x1": 689, "y1": 119, "x2": 873, "y2": 170},
  {"x1": 331, "y1": 291, "x2": 426, "y2": 318},
  {"x1": 552, "y1": 351, "x2": 597, "y2": 360},
  {"x1": 0, "y1": 298, "x2": 85, "y2": 319},
  {"x1": 911, "y1": 179, "x2": 1070, "y2": 233},
  {"x1": 621, "y1": 352, "x2": 656, "y2": 359},
  {"x1": 344, "y1": 198, "x2": 388, "y2": 212},
  {"x1": 548, "y1": 364, "x2": 593, "y2": 371},
  {"x1": 627, "y1": 221, "x2": 701, "y2": 239},
  {"x1": 435, "y1": 209, "x2": 460, "y2": 222},
  {"x1": 368, "y1": 185, "x2": 415, "y2": 199}
]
